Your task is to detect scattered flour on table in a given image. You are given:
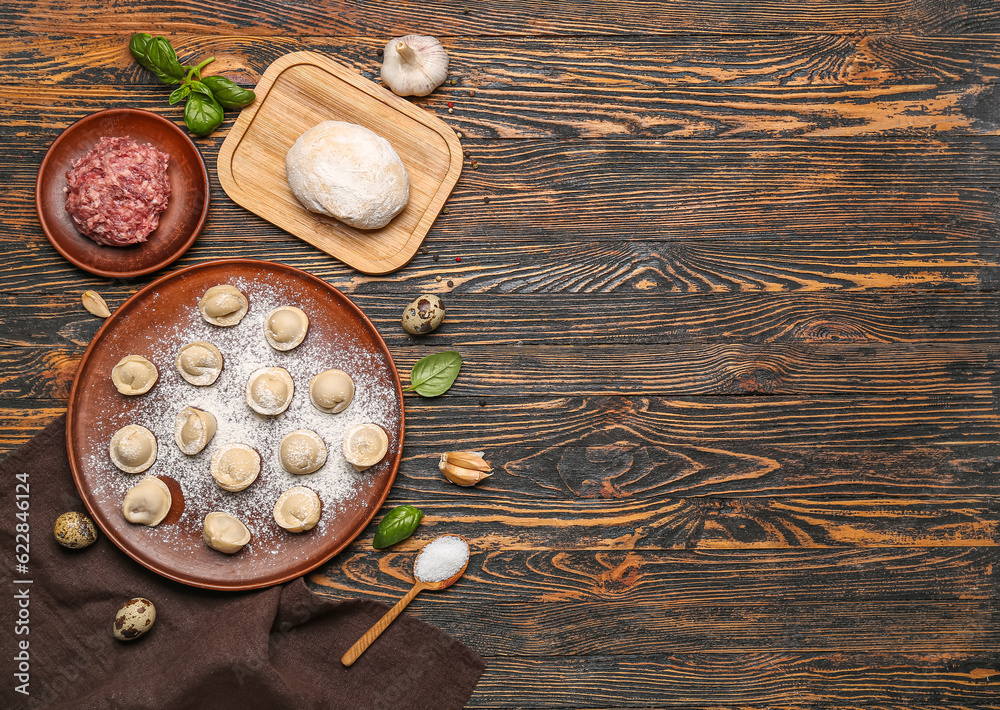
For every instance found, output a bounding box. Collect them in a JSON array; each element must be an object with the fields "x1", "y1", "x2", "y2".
[{"x1": 85, "y1": 276, "x2": 400, "y2": 566}]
